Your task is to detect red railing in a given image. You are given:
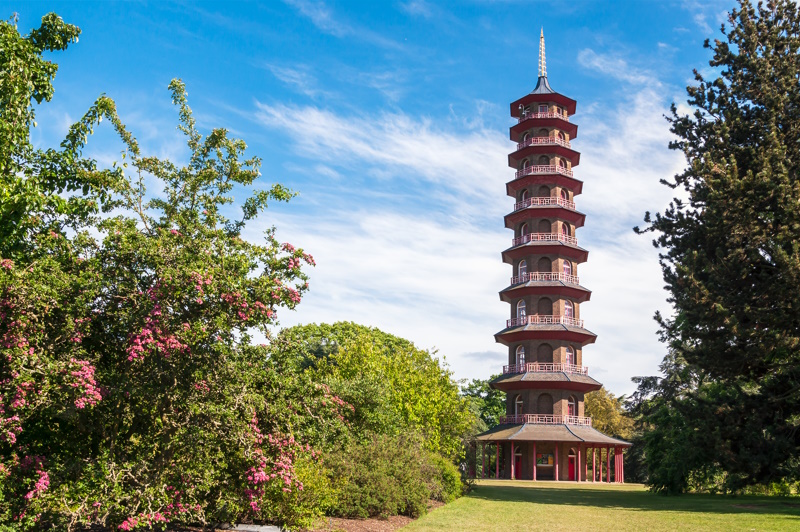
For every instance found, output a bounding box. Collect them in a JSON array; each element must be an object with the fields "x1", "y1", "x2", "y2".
[
  {"x1": 510, "y1": 272, "x2": 580, "y2": 285},
  {"x1": 518, "y1": 111, "x2": 570, "y2": 124},
  {"x1": 515, "y1": 165, "x2": 574, "y2": 179},
  {"x1": 499, "y1": 414, "x2": 592, "y2": 427},
  {"x1": 513, "y1": 196, "x2": 576, "y2": 211},
  {"x1": 516, "y1": 136, "x2": 571, "y2": 151},
  {"x1": 512, "y1": 232, "x2": 578, "y2": 247},
  {"x1": 503, "y1": 362, "x2": 589, "y2": 375},
  {"x1": 506, "y1": 314, "x2": 584, "y2": 328}
]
